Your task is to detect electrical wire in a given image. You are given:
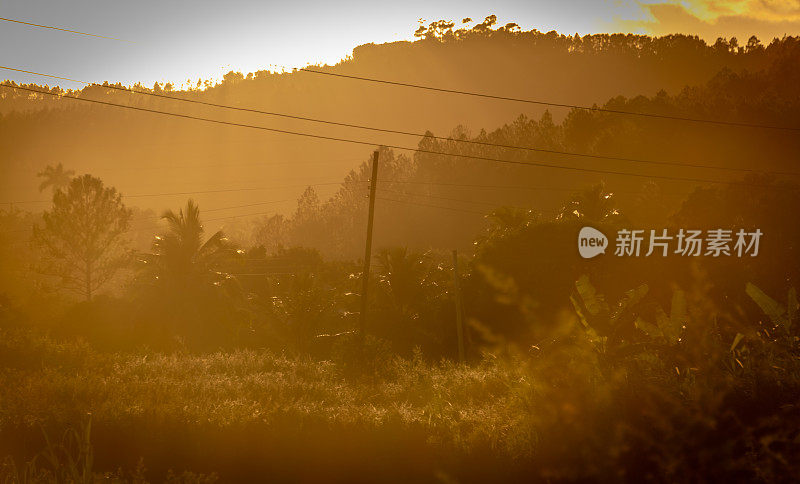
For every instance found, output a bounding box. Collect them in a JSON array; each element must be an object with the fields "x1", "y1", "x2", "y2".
[
  {"x1": 299, "y1": 68, "x2": 800, "y2": 132},
  {"x1": 377, "y1": 179, "x2": 687, "y2": 197},
  {"x1": 1, "y1": 26, "x2": 796, "y2": 131},
  {"x1": 3, "y1": 66, "x2": 796, "y2": 177},
  {"x1": 1, "y1": 83, "x2": 793, "y2": 190},
  {"x1": 376, "y1": 196, "x2": 487, "y2": 215},
  {"x1": 378, "y1": 188, "x2": 512, "y2": 208},
  {"x1": 0, "y1": 181, "x2": 358, "y2": 205},
  {"x1": 0, "y1": 17, "x2": 131, "y2": 42}
]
